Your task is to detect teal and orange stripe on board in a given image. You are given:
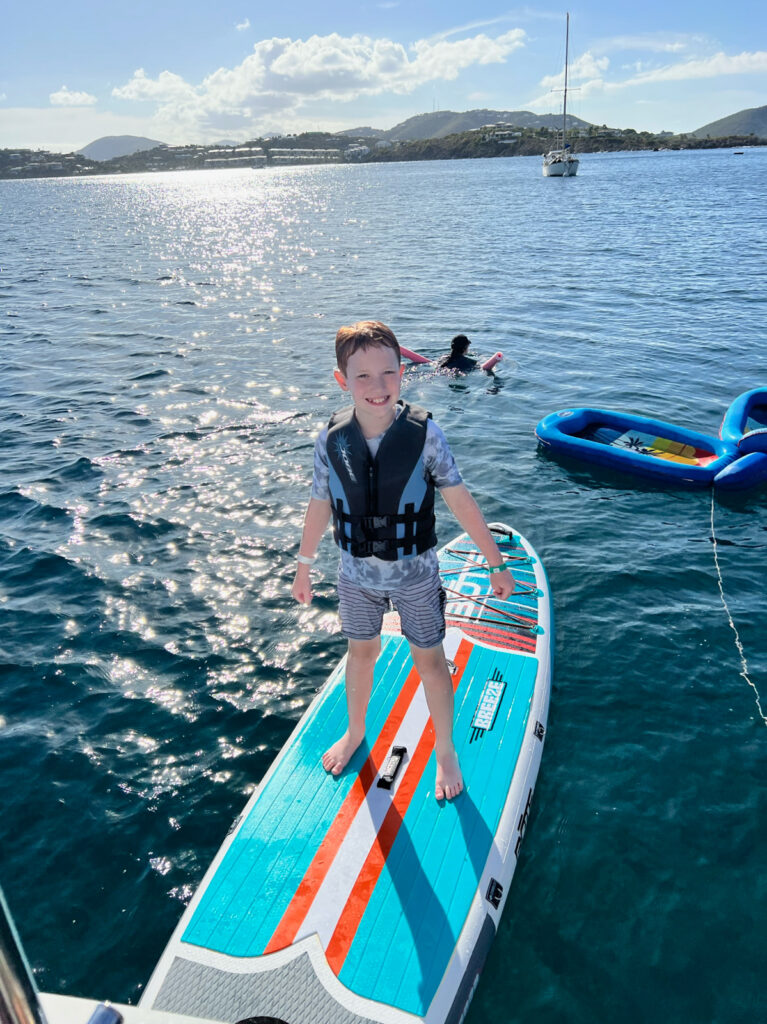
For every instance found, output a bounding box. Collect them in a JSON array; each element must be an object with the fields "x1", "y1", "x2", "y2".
[
  {"x1": 322, "y1": 638, "x2": 472, "y2": 973},
  {"x1": 265, "y1": 637, "x2": 473, "y2": 957}
]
